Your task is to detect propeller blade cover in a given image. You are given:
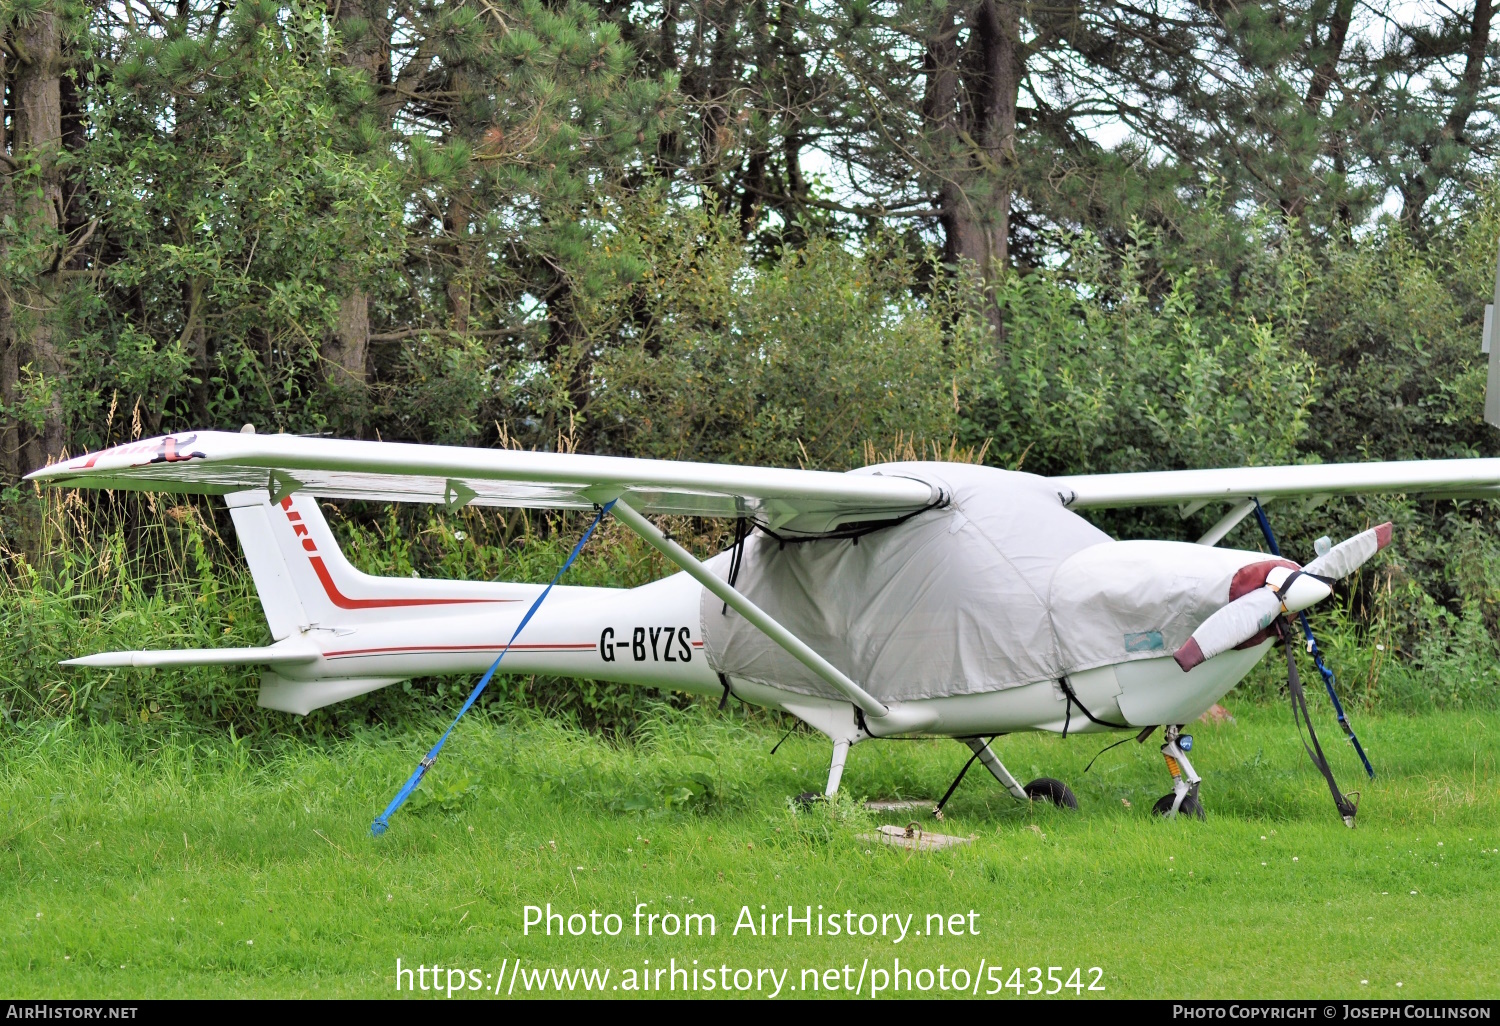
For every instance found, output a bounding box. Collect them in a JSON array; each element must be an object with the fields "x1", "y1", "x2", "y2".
[
  {"x1": 1174, "y1": 523, "x2": 1393, "y2": 671},
  {"x1": 1174, "y1": 588, "x2": 1284, "y2": 671},
  {"x1": 1301, "y1": 522, "x2": 1393, "y2": 579}
]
